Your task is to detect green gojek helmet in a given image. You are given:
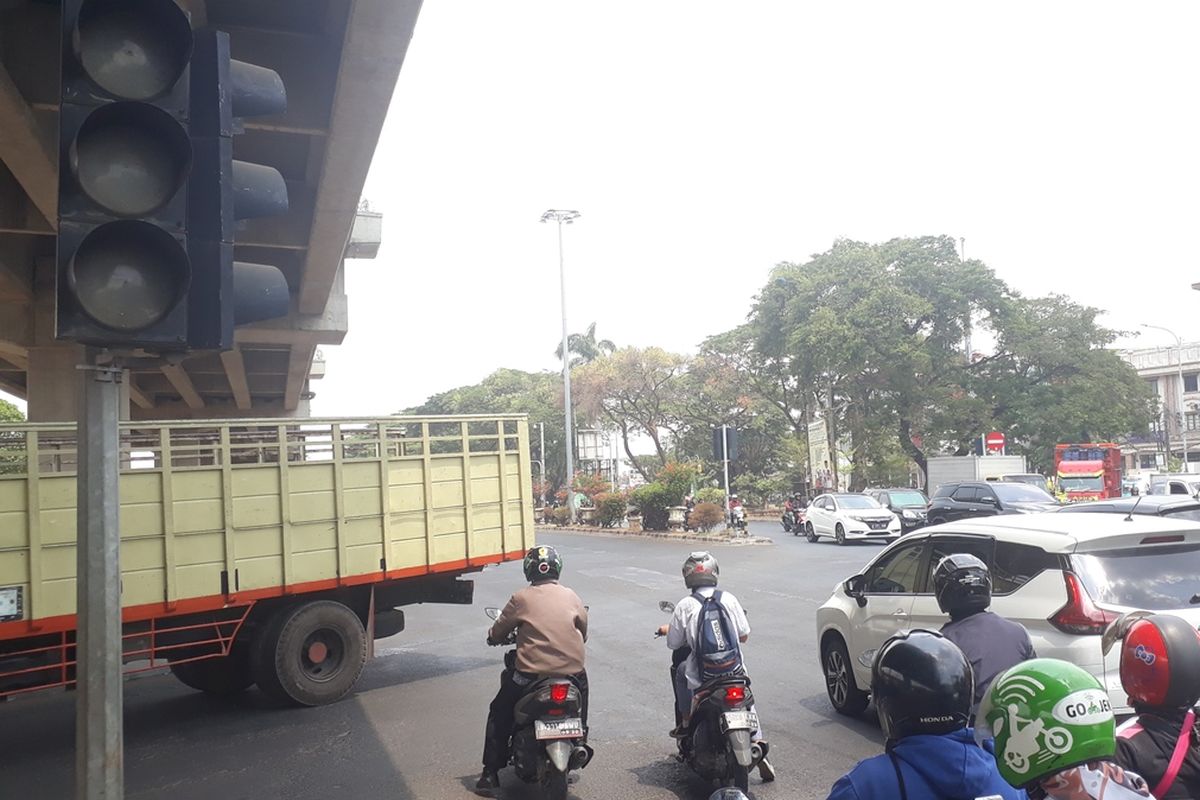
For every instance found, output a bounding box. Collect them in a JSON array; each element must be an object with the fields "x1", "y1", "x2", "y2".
[{"x1": 975, "y1": 658, "x2": 1116, "y2": 789}]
